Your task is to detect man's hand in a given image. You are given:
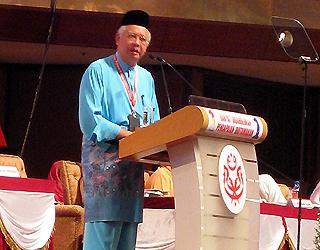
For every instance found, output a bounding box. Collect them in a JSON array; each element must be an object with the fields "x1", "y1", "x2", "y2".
[{"x1": 116, "y1": 128, "x2": 133, "y2": 139}]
